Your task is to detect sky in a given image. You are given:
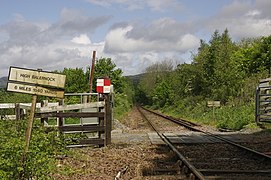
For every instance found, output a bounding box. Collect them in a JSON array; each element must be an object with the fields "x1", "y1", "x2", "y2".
[{"x1": 0, "y1": 0, "x2": 271, "y2": 77}]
